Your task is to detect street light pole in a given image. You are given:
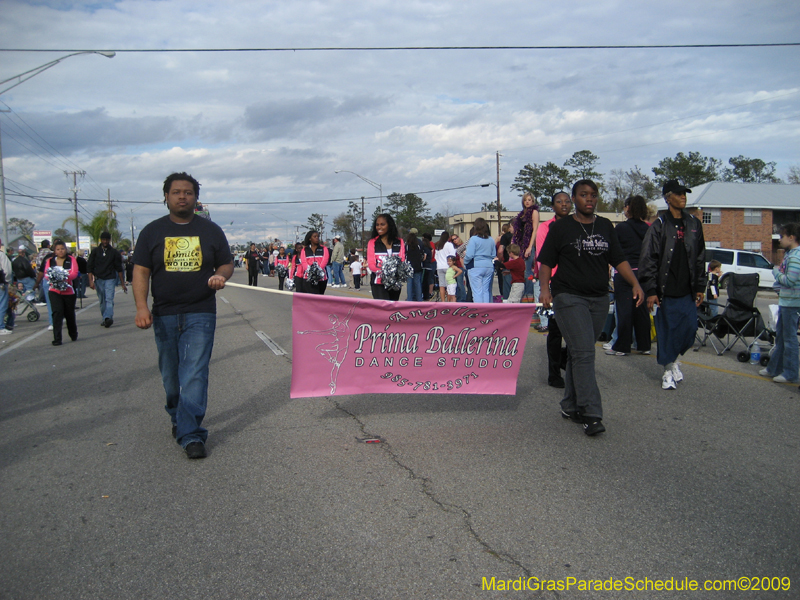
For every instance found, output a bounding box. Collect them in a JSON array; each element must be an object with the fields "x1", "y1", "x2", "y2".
[
  {"x1": 0, "y1": 51, "x2": 116, "y2": 96},
  {"x1": 0, "y1": 50, "x2": 115, "y2": 253},
  {"x1": 335, "y1": 169, "x2": 382, "y2": 213}
]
